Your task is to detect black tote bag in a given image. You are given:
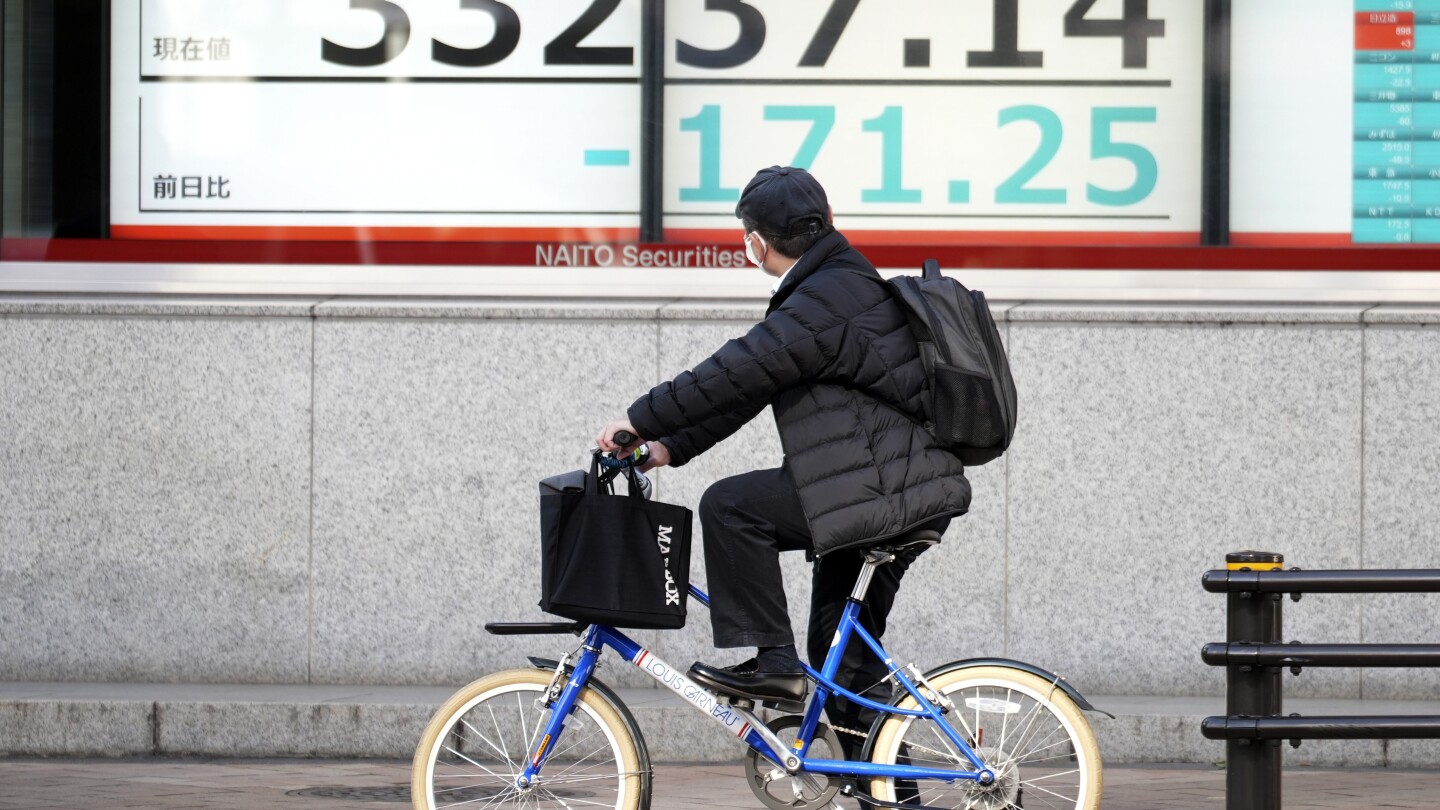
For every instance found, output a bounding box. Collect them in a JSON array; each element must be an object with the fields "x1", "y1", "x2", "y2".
[{"x1": 538, "y1": 456, "x2": 693, "y2": 629}]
